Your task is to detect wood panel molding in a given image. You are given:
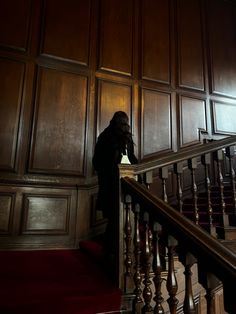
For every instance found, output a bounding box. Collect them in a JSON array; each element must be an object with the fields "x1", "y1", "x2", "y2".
[
  {"x1": 179, "y1": 95, "x2": 207, "y2": 147},
  {"x1": 98, "y1": 0, "x2": 134, "y2": 76},
  {"x1": 28, "y1": 66, "x2": 88, "y2": 176},
  {"x1": 177, "y1": 0, "x2": 205, "y2": 91},
  {"x1": 141, "y1": 0, "x2": 171, "y2": 84},
  {"x1": 208, "y1": 0, "x2": 236, "y2": 98},
  {"x1": 90, "y1": 192, "x2": 105, "y2": 228},
  {"x1": 40, "y1": 0, "x2": 91, "y2": 65},
  {"x1": 21, "y1": 194, "x2": 70, "y2": 235},
  {"x1": 212, "y1": 100, "x2": 236, "y2": 135},
  {"x1": 96, "y1": 79, "x2": 132, "y2": 136},
  {"x1": 0, "y1": 0, "x2": 31, "y2": 52},
  {"x1": 0, "y1": 58, "x2": 25, "y2": 172},
  {"x1": 0, "y1": 185, "x2": 78, "y2": 248},
  {"x1": 0, "y1": 193, "x2": 15, "y2": 235},
  {"x1": 141, "y1": 88, "x2": 172, "y2": 158},
  {"x1": 0, "y1": 0, "x2": 236, "y2": 249}
]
